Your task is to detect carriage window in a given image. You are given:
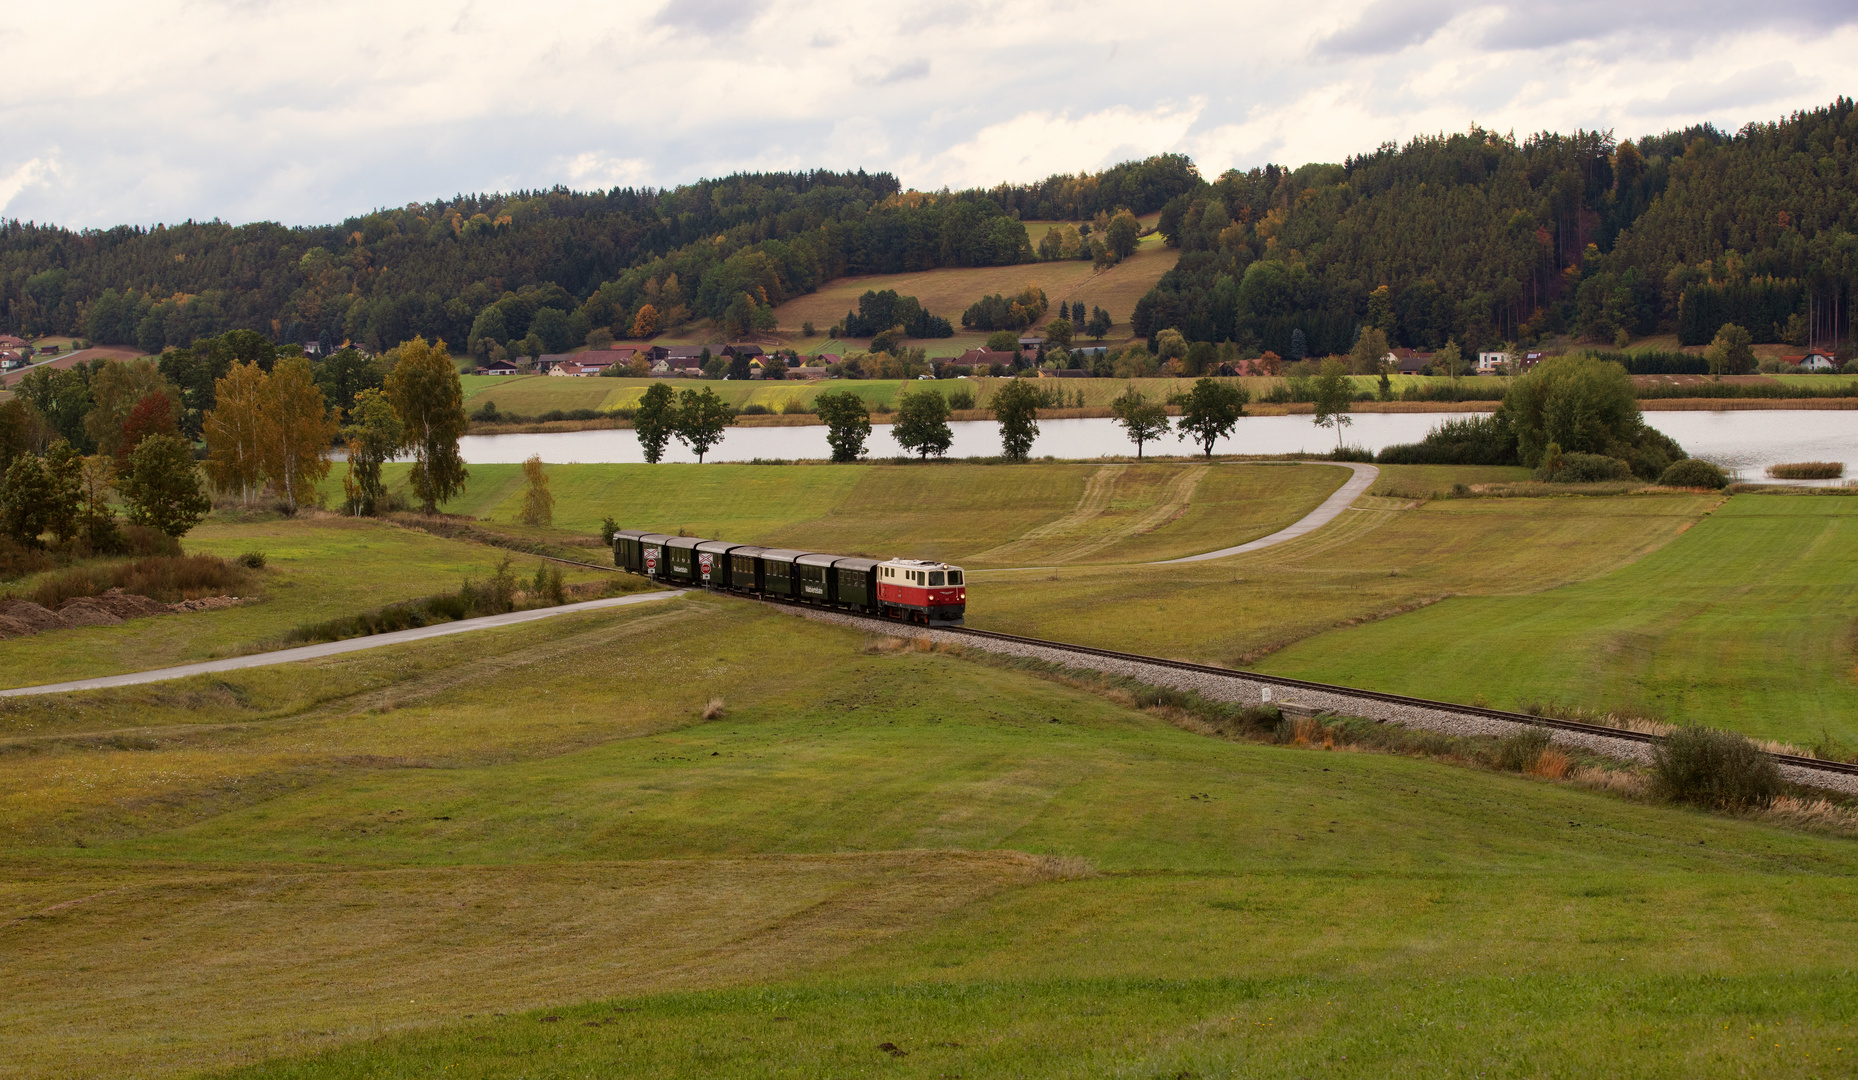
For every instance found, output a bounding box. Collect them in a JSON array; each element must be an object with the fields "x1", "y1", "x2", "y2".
[
  {"x1": 947, "y1": 571, "x2": 963, "y2": 585},
  {"x1": 928, "y1": 572, "x2": 945, "y2": 586}
]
